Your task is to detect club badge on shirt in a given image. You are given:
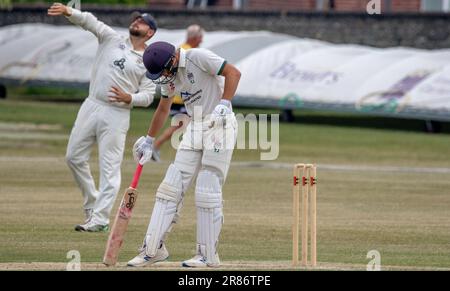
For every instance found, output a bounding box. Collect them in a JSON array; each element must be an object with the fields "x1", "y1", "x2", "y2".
[
  {"x1": 187, "y1": 71, "x2": 195, "y2": 84},
  {"x1": 114, "y1": 58, "x2": 126, "y2": 70}
]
